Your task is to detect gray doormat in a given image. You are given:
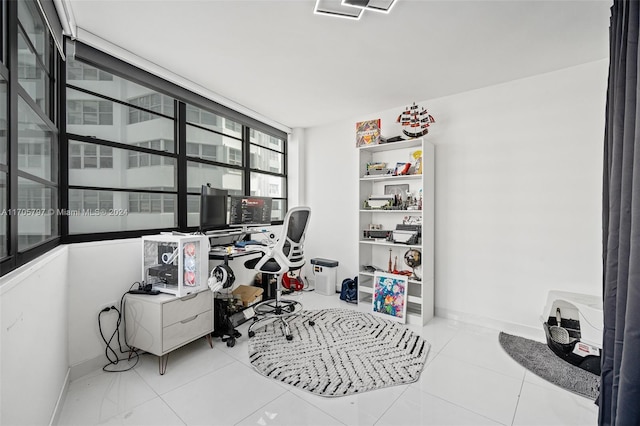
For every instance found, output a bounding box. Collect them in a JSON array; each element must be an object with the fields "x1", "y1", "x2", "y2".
[
  {"x1": 499, "y1": 332, "x2": 599, "y2": 400},
  {"x1": 248, "y1": 308, "x2": 430, "y2": 397}
]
